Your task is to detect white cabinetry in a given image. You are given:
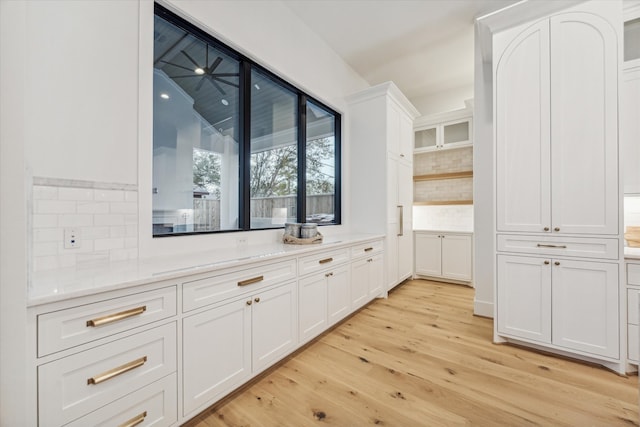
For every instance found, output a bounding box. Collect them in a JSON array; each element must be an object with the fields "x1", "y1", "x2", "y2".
[
  {"x1": 622, "y1": 67, "x2": 640, "y2": 194},
  {"x1": 348, "y1": 82, "x2": 419, "y2": 291},
  {"x1": 298, "y1": 249, "x2": 350, "y2": 344},
  {"x1": 626, "y1": 262, "x2": 640, "y2": 362},
  {"x1": 497, "y1": 255, "x2": 619, "y2": 359},
  {"x1": 496, "y1": 12, "x2": 618, "y2": 235},
  {"x1": 414, "y1": 112, "x2": 472, "y2": 153},
  {"x1": 414, "y1": 231, "x2": 472, "y2": 283},
  {"x1": 493, "y1": 3, "x2": 622, "y2": 370},
  {"x1": 34, "y1": 285, "x2": 179, "y2": 427}
]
